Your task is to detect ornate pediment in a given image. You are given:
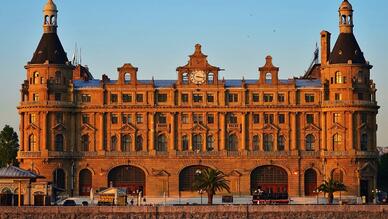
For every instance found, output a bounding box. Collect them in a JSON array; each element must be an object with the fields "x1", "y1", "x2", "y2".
[
  {"x1": 151, "y1": 169, "x2": 170, "y2": 177},
  {"x1": 52, "y1": 123, "x2": 66, "y2": 132},
  {"x1": 329, "y1": 122, "x2": 346, "y2": 131},
  {"x1": 26, "y1": 123, "x2": 40, "y2": 131},
  {"x1": 262, "y1": 123, "x2": 279, "y2": 131},
  {"x1": 191, "y1": 123, "x2": 208, "y2": 132},
  {"x1": 120, "y1": 123, "x2": 137, "y2": 132},
  {"x1": 228, "y1": 169, "x2": 243, "y2": 177},
  {"x1": 304, "y1": 123, "x2": 321, "y2": 132},
  {"x1": 81, "y1": 123, "x2": 96, "y2": 132}
]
